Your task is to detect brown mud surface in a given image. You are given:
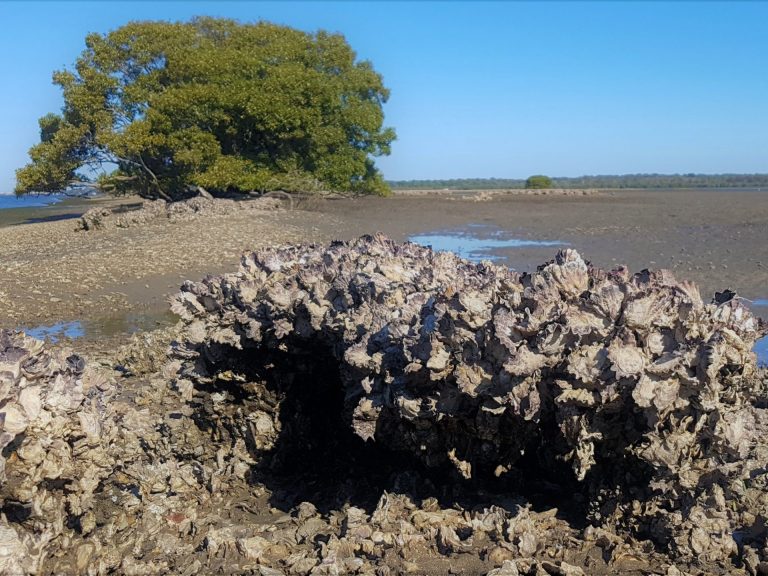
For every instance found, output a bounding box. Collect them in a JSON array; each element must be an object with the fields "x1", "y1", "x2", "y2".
[
  {"x1": 1, "y1": 189, "x2": 767, "y2": 342},
  {"x1": 319, "y1": 189, "x2": 768, "y2": 306},
  {"x1": 0, "y1": 200, "x2": 341, "y2": 339}
]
